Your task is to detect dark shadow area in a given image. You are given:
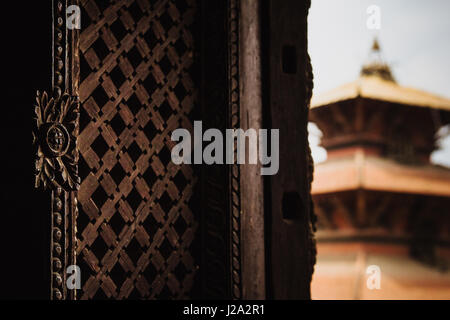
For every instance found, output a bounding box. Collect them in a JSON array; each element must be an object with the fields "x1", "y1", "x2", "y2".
[{"x1": 0, "y1": 2, "x2": 52, "y2": 299}]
